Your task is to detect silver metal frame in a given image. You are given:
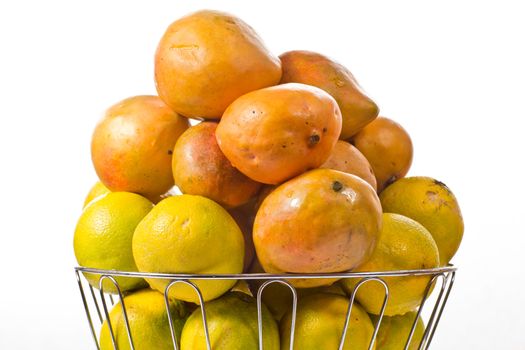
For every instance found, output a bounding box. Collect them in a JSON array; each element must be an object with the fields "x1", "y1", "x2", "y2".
[{"x1": 74, "y1": 266, "x2": 457, "y2": 350}]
